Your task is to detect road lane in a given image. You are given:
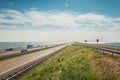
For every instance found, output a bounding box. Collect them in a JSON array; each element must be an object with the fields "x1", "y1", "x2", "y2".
[
  {"x1": 0, "y1": 44, "x2": 68, "y2": 79},
  {"x1": 0, "y1": 46, "x2": 48, "y2": 57}
]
